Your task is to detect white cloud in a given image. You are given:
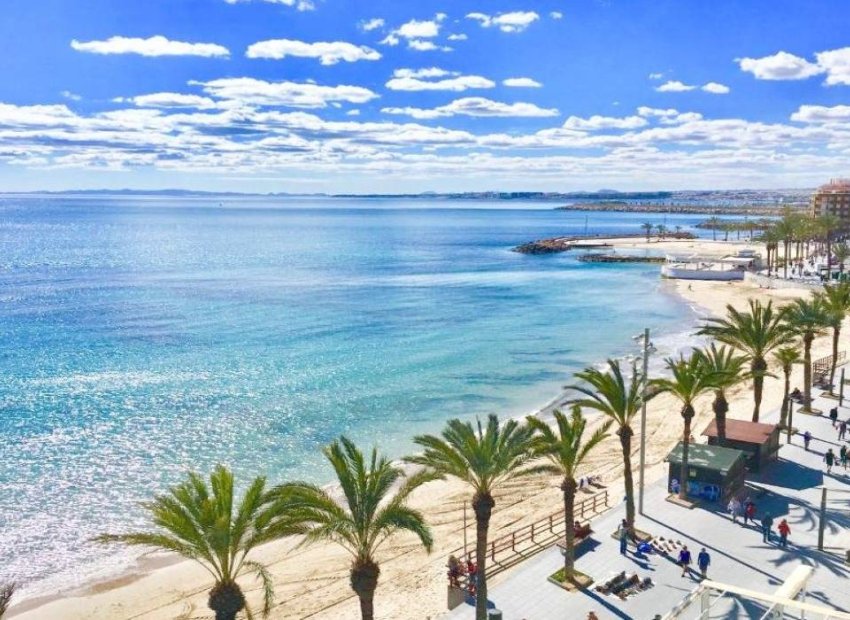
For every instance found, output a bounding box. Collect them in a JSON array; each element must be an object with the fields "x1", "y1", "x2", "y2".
[
  {"x1": 346, "y1": 109, "x2": 361, "y2": 116},
  {"x1": 563, "y1": 115, "x2": 648, "y2": 131},
  {"x1": 382, "y1": 97, "x2": 558, "y2": 119},
  {"x1": 656, "y1": 80, "x2": 696, "y2": 92},
  {"x1": 648, "y1": 72, "x2": 664, "y2": 80},
  {"x1": 245, "y1": 39, "x2": 381, "y2": 65},
  {"x1": 61, "y1": 91, "x2": 82, "y2": 102},
  {"x1": 360, "y1": 18, "x2": 385, "y2": 32},
  {"x1": 121, "y1": 93, "x2": 219, "y2": 109},
  {"x1": 386, "y1": 69, "x2": 495, "y2": 91},
  {"x1": 381, "y1": 14, "x2": 450, "y2": 51},
  {"x1": 636, "y1": 107, "x2": 703, "y2": 125},
  {"x1": 448, "y1": 33, "x2": 468, "y2": 41},
  {"x1": 503, "y1": 77, "x2": 542, "y2": 88},
  {"x1": 550, "y1": 11, "x2": 563, "y2": 19},
  {"x1": 791, "y1": 104, "x2": 850, "y2": 123},
  {"x1": 408, "y1": 40, "x2": 446, "y2": 52},
  {"x1": 466, "y1": 11, "x2": 539, "y2": 33},
  {"x1": 737, "y1": 51, "x2": 822, "y2": 80},
  {"x1": 224, "y1": 0, "x2": 314, "y2": 10},
  {"x1": 70, "y1": 35, "x2": 229, "y2": 58},
  {"x1": 397, "y1": 18, "x2": 441, "y2": 39},
  {"x1": 702, "y1": 82, "x2": 730, "y2": 94},
  {"x1": 816, "y1": 47, "x2": 850, "y2": 86},
  {"x1": 193, "y1": 78, "x2": 379, "y2": 108}
]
